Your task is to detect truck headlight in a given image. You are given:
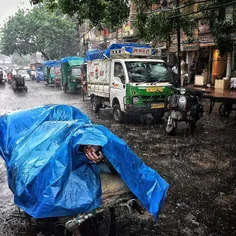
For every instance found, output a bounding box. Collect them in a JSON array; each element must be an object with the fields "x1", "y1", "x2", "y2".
[{"x1": 132, "y1": 96, "x2": 139, "y2": 104}]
